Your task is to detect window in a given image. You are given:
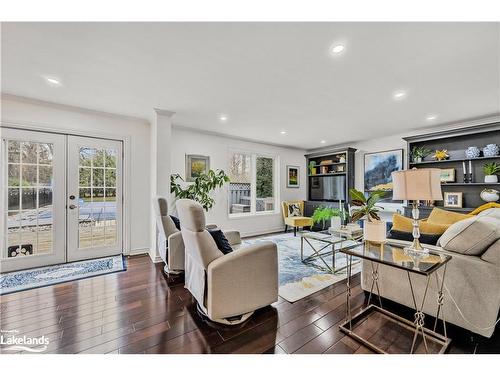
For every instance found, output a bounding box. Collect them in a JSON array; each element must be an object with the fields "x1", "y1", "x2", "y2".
[{"x1": 228, "y1": 151, "x2": 277, "y2": 216}]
